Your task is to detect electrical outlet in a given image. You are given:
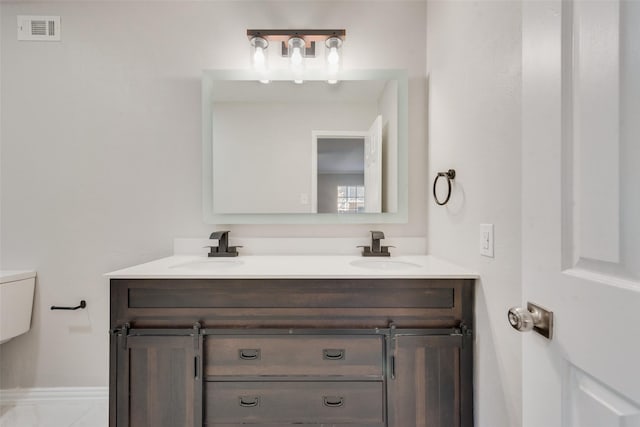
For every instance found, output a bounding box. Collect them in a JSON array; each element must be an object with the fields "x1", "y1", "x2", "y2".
[{"x1": 480, "y1": 224, "x2": 494, "y2": 257}]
